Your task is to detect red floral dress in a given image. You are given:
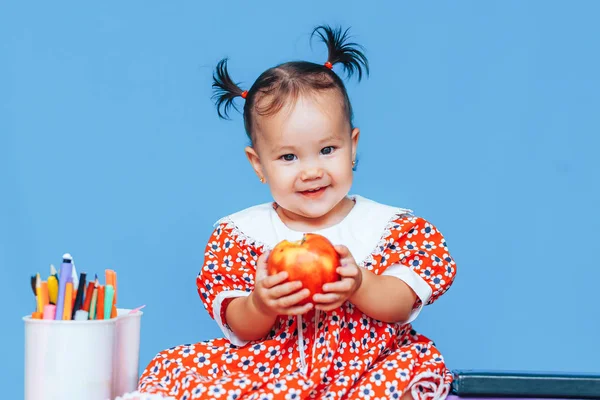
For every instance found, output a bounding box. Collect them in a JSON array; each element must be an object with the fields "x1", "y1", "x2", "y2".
[{"x1": 138, "y1": 195, "x2": 457, "y2": 399}]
